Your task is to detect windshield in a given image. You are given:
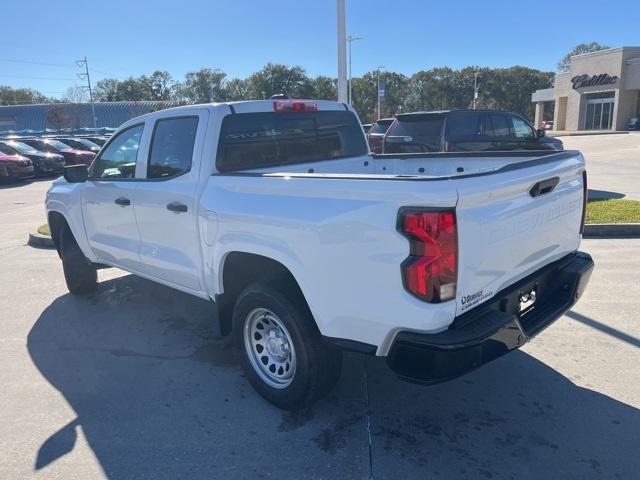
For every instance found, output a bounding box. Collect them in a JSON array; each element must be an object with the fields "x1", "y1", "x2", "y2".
[
  {"x1": 5, "y1": 141, "x2": 39, "y2": 154},
  {"x1": 0, "y1": 144, "x2": 17, "y2": 155},
  {"x1": 76, "y1": 139, "x2": 100, "y2": 149}
]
